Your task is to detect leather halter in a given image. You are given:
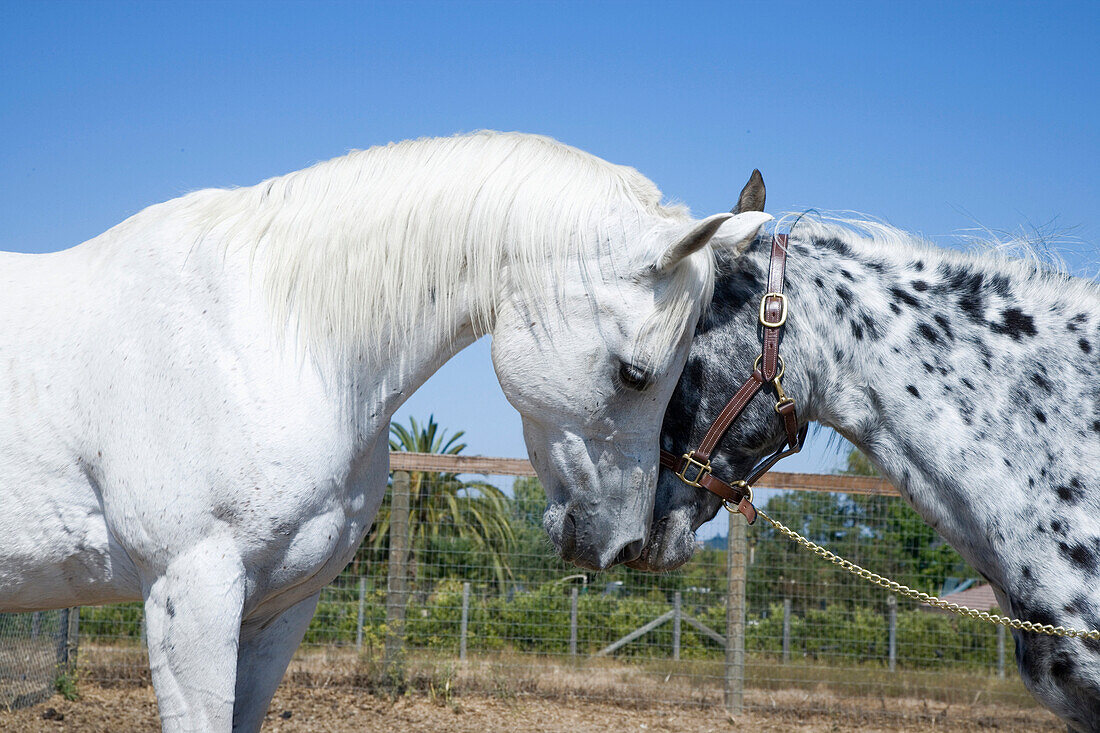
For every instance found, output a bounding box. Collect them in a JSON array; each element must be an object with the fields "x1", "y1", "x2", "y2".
[{"x1": 659, "y1": 233, "x2": 807, "y2": 525}]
